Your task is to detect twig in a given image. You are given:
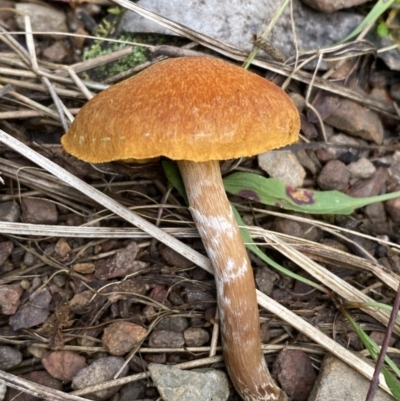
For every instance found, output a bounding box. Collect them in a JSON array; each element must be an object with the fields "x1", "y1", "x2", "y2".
[{"x1": 365, "y1": 280, "x2": 400, "y2": 401}]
